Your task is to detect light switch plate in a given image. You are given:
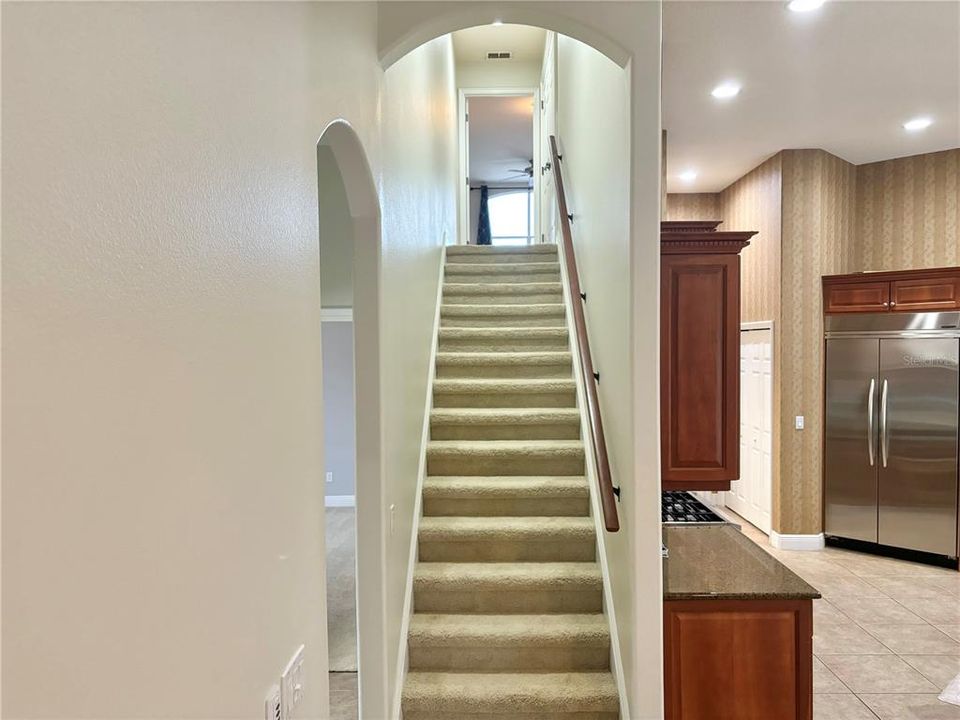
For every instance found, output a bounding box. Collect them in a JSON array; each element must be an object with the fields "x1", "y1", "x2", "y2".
[
  {"x1": 795, "y1": 415, "x2": 805, "y2": 430},
  {"x1": 280, "y1": 645, "x2": 305, "y2": 719},
  {"x1": 326, "y1": 472, "x2": 333, "y2": 484}
]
